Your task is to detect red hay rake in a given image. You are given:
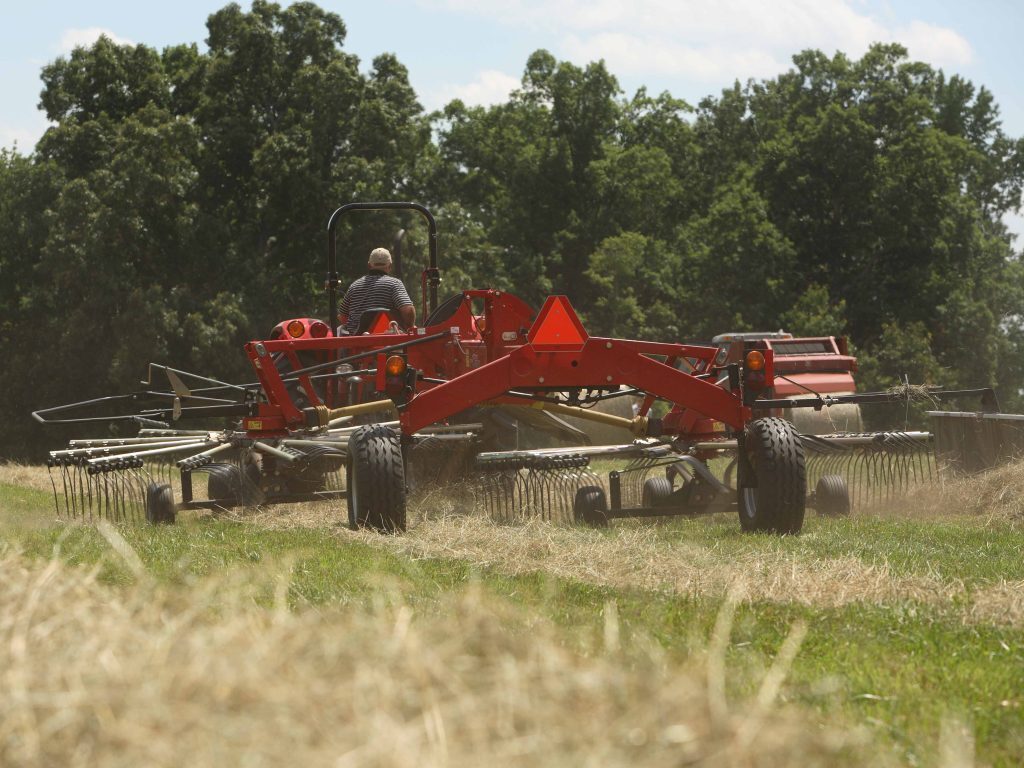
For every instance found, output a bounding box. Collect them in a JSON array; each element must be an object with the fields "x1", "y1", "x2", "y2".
[{"x1": 34, "y1": 202, "x2": 996, "y2": 534}]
